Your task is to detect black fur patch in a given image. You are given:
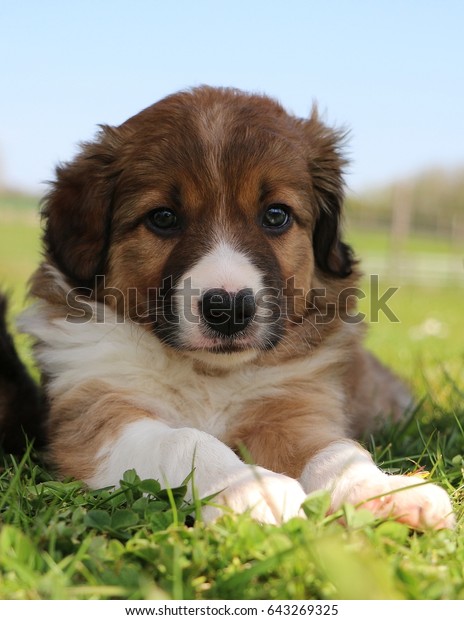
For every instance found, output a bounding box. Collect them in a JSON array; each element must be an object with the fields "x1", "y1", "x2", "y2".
[{"x1": 0, "y1": 294, "x2": 45, "y2": 453}]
